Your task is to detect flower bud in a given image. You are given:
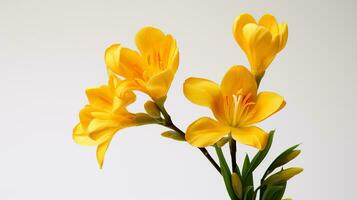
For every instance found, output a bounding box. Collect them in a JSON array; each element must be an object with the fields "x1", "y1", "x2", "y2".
[{"x1": 144, "y1": 101, "x2": 161, "y2": 118}]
